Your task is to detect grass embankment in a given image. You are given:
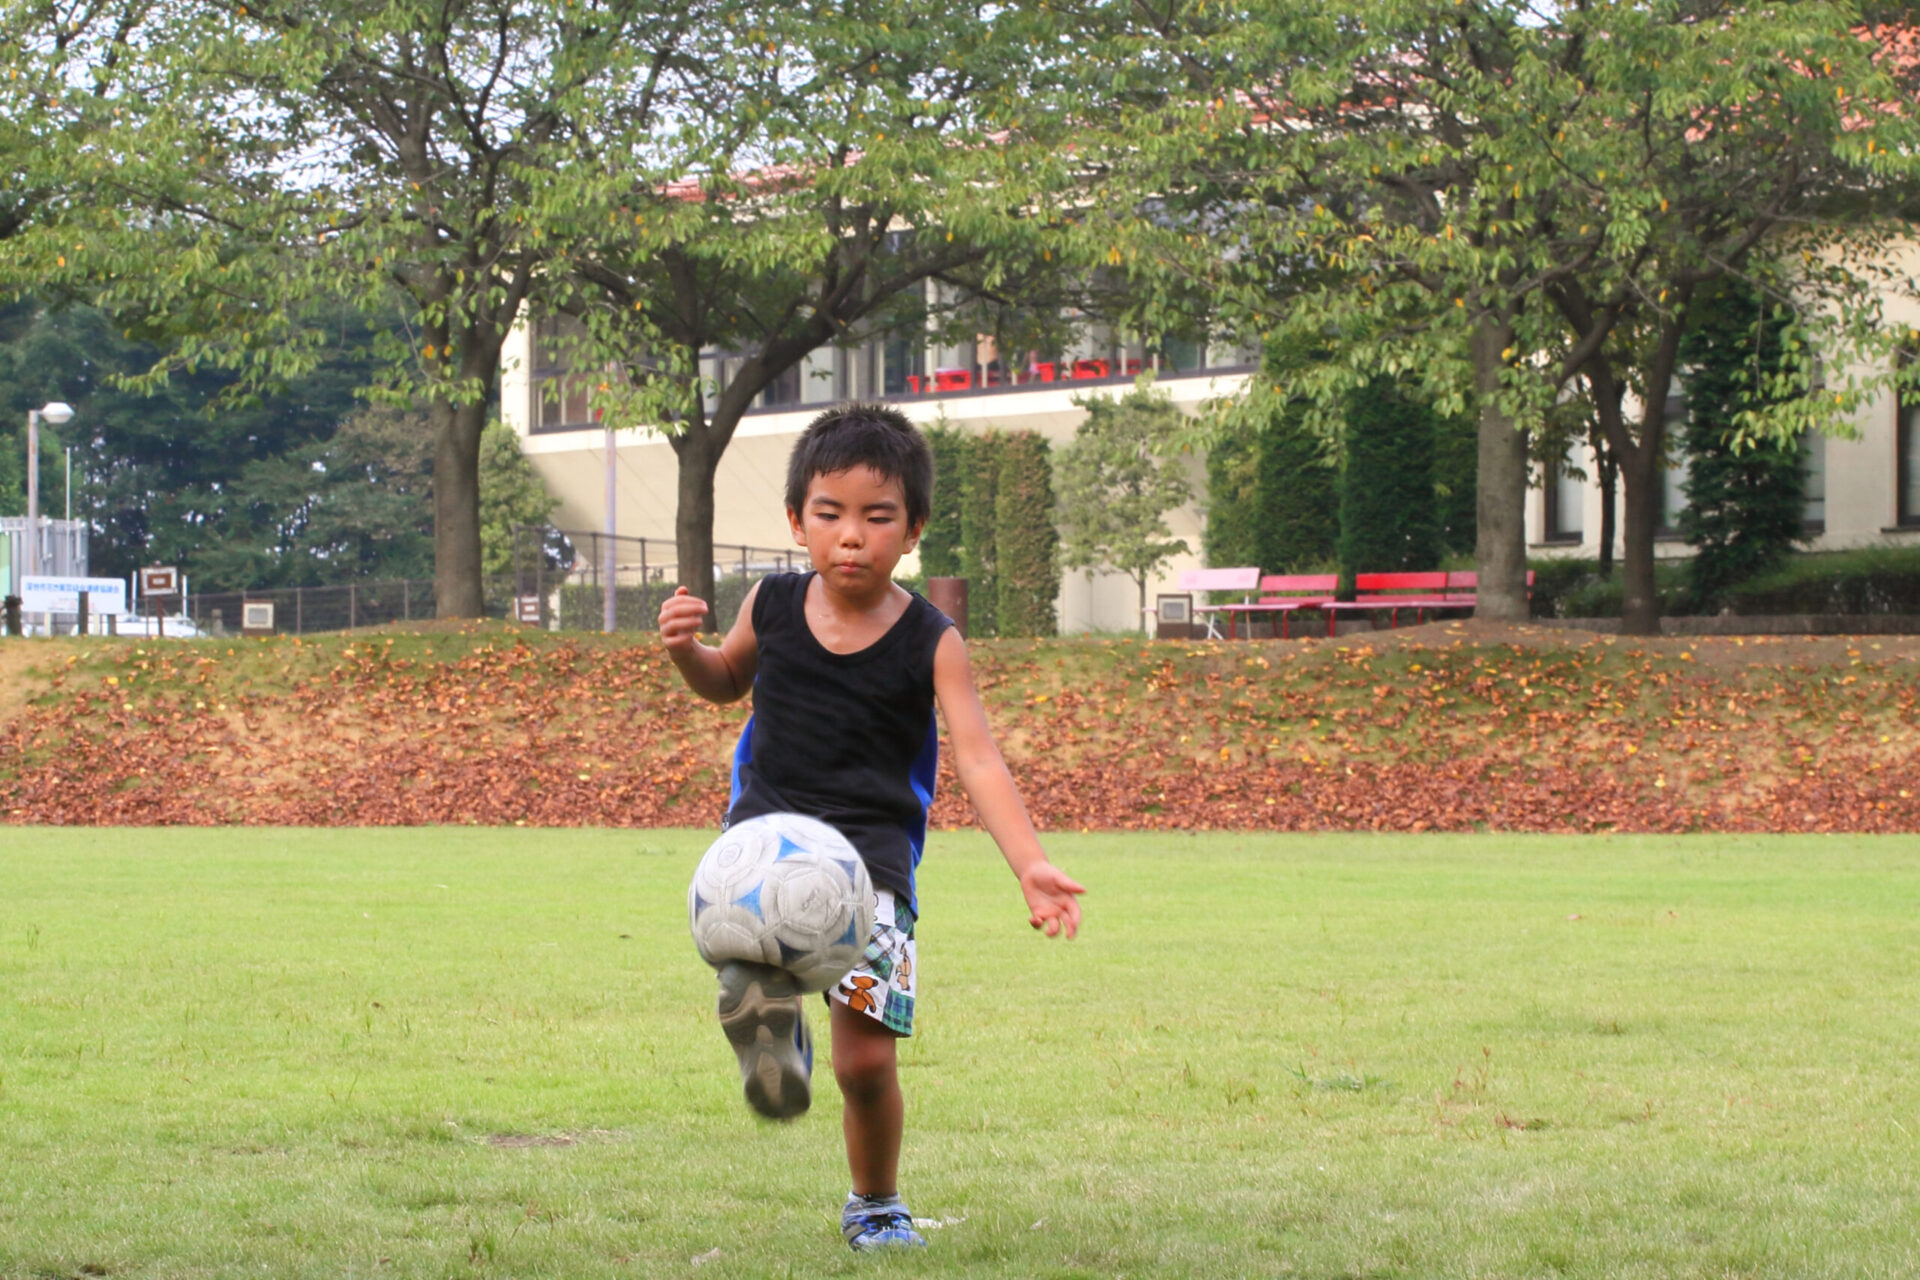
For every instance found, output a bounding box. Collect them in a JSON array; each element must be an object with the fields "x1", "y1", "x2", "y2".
[
  {"x1": 2, "y1": 621, "x2": 1919, "y2": 830},
  {"x1": 3, "y1": 830, "x2": 1917, "y2": 1279}
]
